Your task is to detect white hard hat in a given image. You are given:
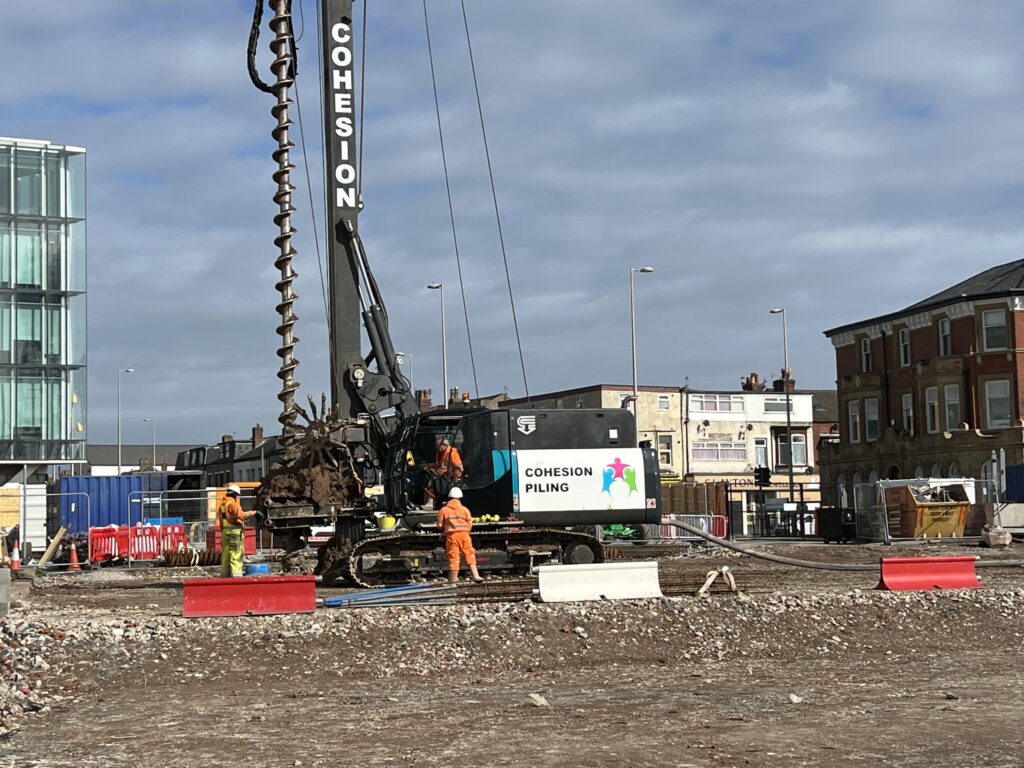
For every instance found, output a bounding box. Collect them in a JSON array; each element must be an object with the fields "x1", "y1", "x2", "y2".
[
  {"x1": 226, "y1": 483, "x2": 242, "y2": 495},
  {"x1": 448, "y1": 487, "x2": 463, "y2": 499}
]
